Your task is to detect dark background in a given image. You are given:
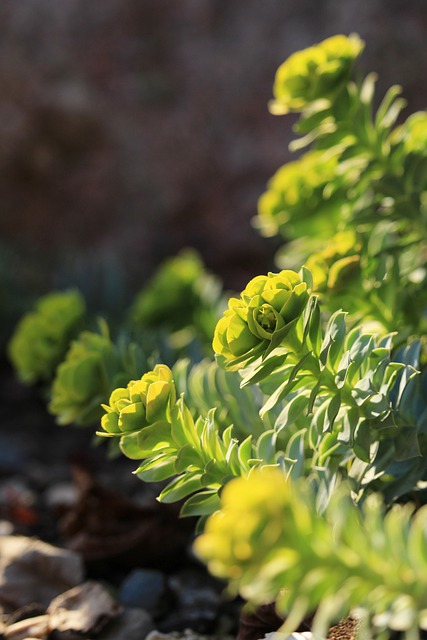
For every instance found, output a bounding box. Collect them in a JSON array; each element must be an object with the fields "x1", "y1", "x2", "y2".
[{"x1": 1, "y1": 0, "x2": 427, "y2": 340}]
